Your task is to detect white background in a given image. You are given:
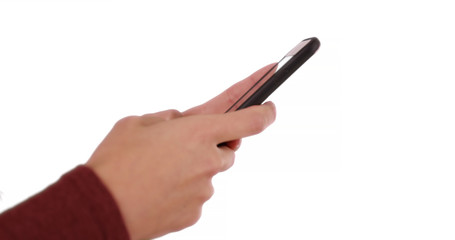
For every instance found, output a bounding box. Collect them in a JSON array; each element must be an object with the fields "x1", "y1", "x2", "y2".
[{"x1": 1, "y1": 0, "x2": 454, "y2": 239}]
